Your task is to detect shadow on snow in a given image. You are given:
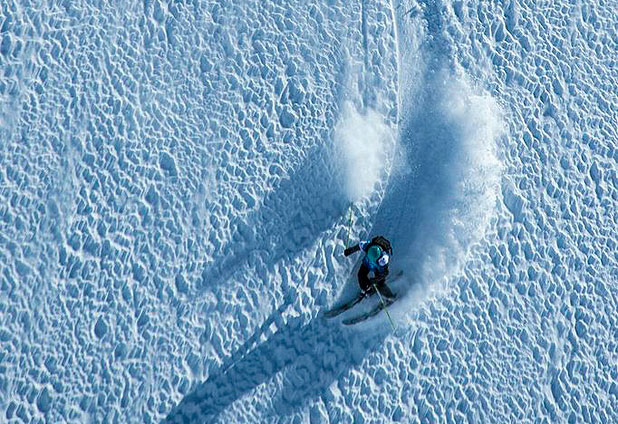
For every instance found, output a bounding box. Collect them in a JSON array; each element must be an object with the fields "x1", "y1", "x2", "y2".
[
  {"x1": 164, "y1": 296, "x2": 387, "y2": 423},
  {"x1": 197, "y1": 142, "x2": 348, "y2": 294}
]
